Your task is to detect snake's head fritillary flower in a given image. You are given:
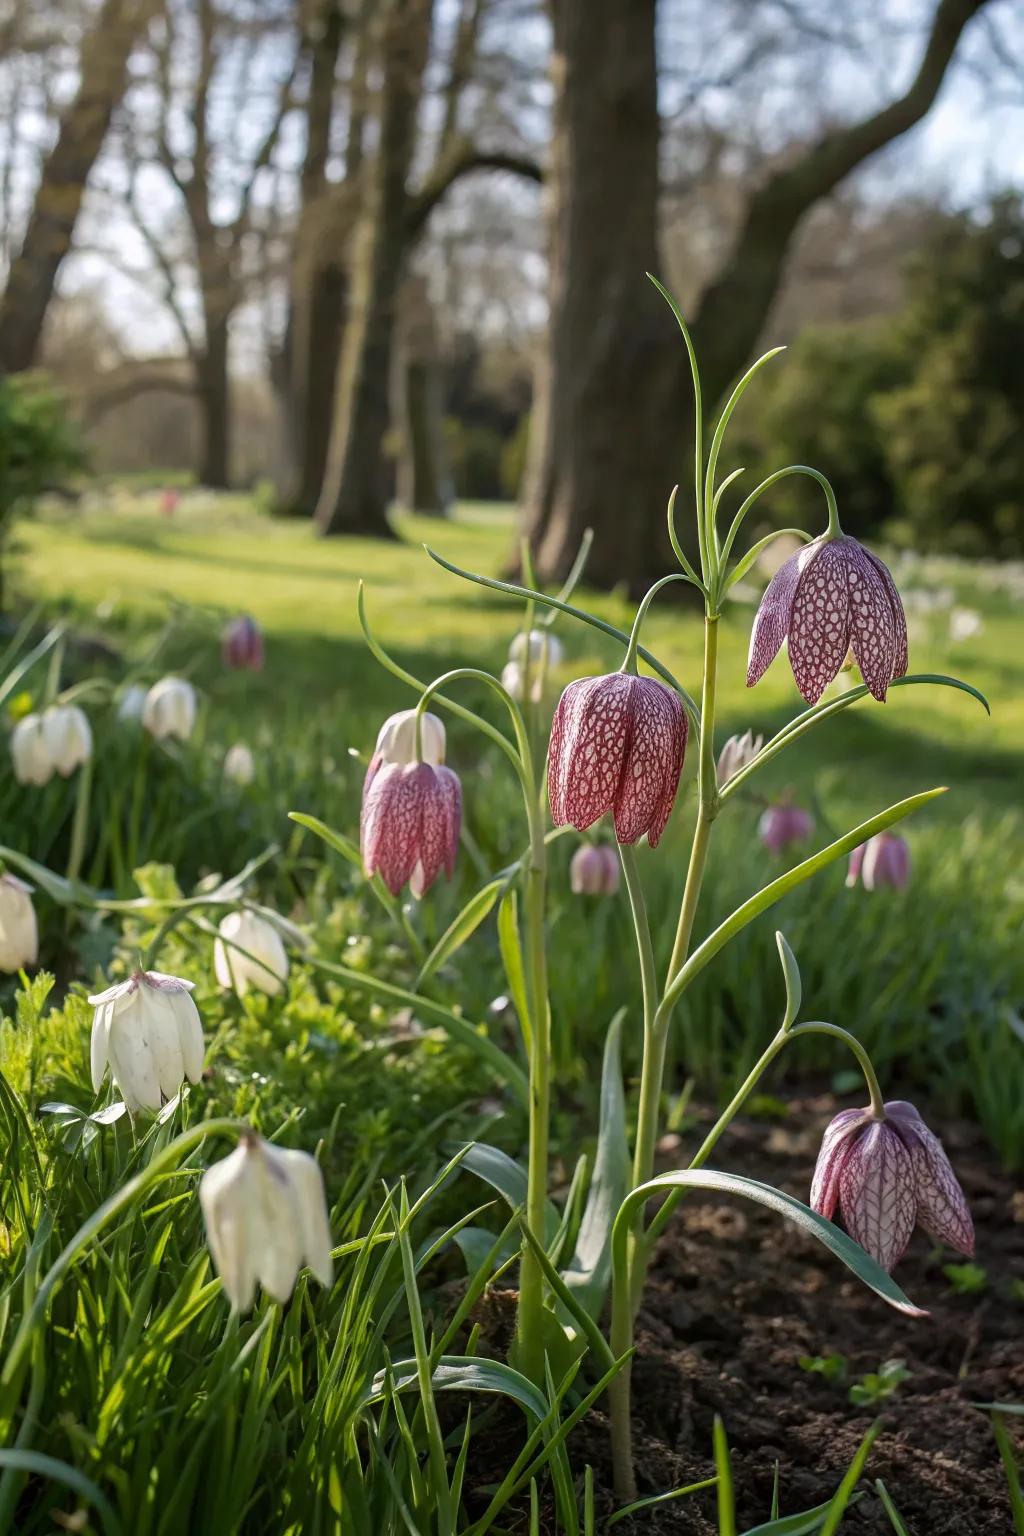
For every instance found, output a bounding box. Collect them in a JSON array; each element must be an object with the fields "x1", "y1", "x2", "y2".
[
  {"x1": 143, "y1": 677, "x2": 197, "y2": 742},
  {"x1": 758, "y1": 803, "x2": 813, "y2": 854},
  {"x1": 547, "y1": 674, "x2": 687, "y2": 848},
  {"x1": 199, "y1": 1132, "x2": 333, "y2": 1311},
  {"x1": 42, "y1": 705, "x2": 92, "y2": 776},
  {"x1": 223, "y1": 742, "x2": 256, "y2": 786},
  {"x1": 0, "y1": 874, "x2": 38, "y2": 972},
  {"x1": 569, "y1": 843, "x2": 620, "y2": 896},
  {"x1": 717, "y1": 729, "x2": 763, "y2": 786},
  {"x1": 504, "y1": 629, "x2": 565, "y2": 703},
  {"x1": 365, "y1": 708, "x2": 446, "y2": 791},
  {"x1": 811, "y1": 1099, "x2": 973, "y2": 1273},
  {"x1": 214, "y1": 909, "x2": 289, "y2": 997},
  {"x1": 11, "y1": 714, "x2": 53, "y2": 786},
  {"x1": 117, "y1": 683, "x2": 148, "y2": 723},
  {"x1": 748, "y1": 534, "x2": 908, "y2": 704},
  {"x1": 361, "y1": 761, "x2": 461, "y2": 898},
  {"x1": 88, "y1": 970, "x2": 205, "y2": 1113},
  {"x1": 222, "y1": 614, "x2": 265, "y2": 671},
  {"x1": 847, "y1": 831, "x2": 910, "y2": 891}
]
